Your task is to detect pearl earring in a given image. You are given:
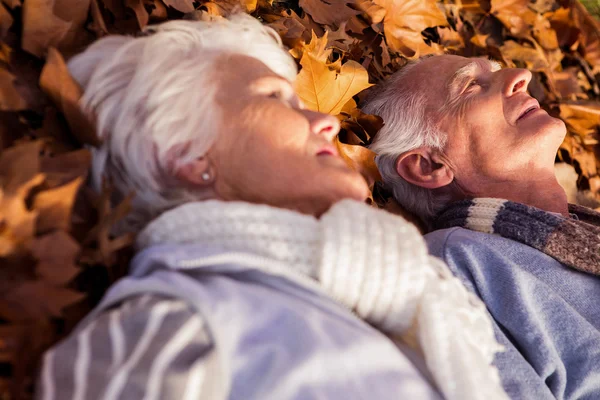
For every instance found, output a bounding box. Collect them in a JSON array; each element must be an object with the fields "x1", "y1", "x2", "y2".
[{"x1": 201, "y1": 172, "x2": 211, "y2": 181}]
